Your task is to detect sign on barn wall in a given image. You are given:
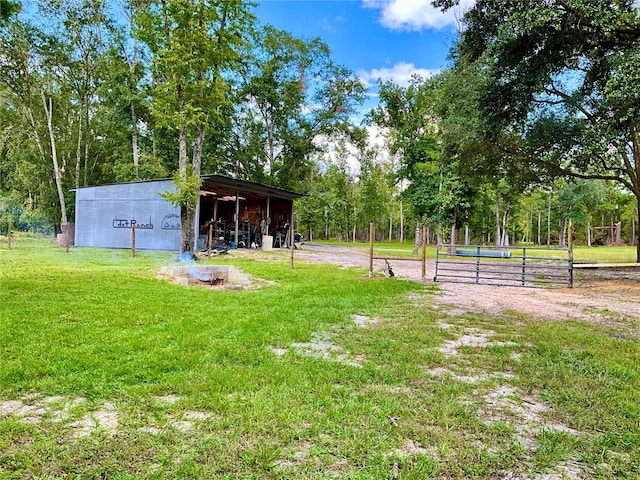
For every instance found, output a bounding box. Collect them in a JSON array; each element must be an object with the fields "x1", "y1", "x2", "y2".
[{"x1": 112, "y1": 217, "x2": 154, "y2": 229}]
